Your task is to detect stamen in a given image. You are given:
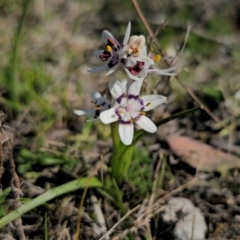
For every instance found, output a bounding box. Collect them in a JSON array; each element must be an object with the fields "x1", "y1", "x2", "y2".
[
  {"x1": 105, "y1": 45, "x2": 112, "y2": 52},
  {"x1": 149, "y1": 47, "x2": 154, "y2": 53},
  {"x1": 146, "y1": 102, "x2": 152, "y2": 107},
  {"x1": 140, "y1": 112, "x2": 145, "y2": 115},
  {"x1": 154, "y1": 54, "x2": 161, "y2": 62},
  {"x1": 132, "y1": 47, "x2": 139, "y2": 55},
  {"x1": 119, "y1": 109, "x2": 124, "y2": 114}
]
